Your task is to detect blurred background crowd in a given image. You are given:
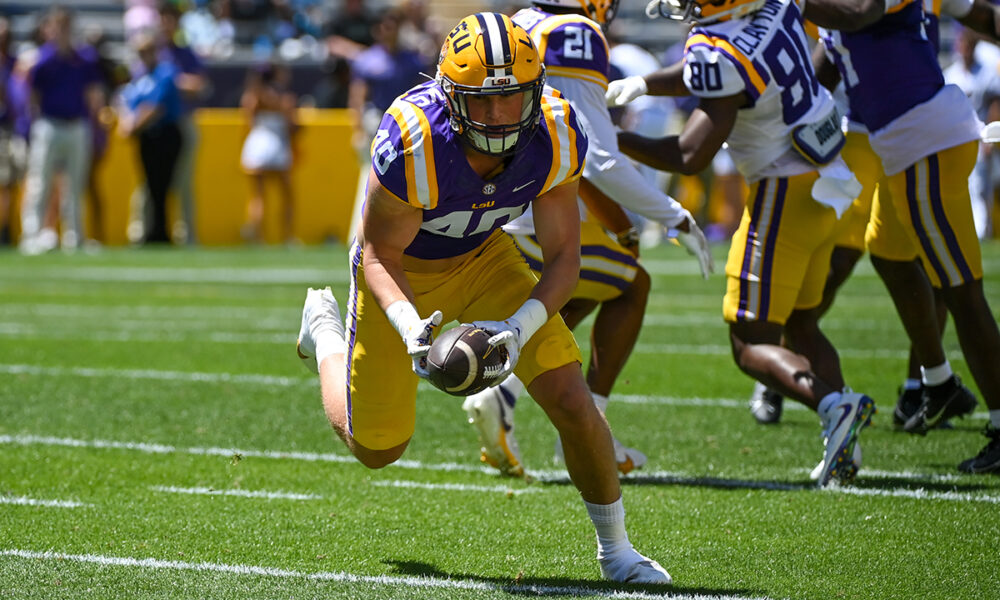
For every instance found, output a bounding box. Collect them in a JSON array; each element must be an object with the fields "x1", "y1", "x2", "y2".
[{"x1": 0, "y1": 0, "x2": 996, "y2": 251}]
